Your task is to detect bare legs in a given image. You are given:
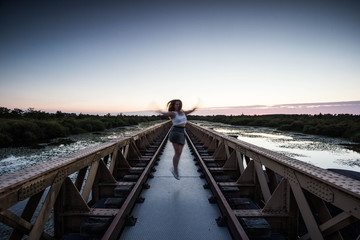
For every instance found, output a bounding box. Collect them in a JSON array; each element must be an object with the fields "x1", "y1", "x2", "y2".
[{"x1": 172, "y1": 142, "x2": 184, "y2": 174}]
